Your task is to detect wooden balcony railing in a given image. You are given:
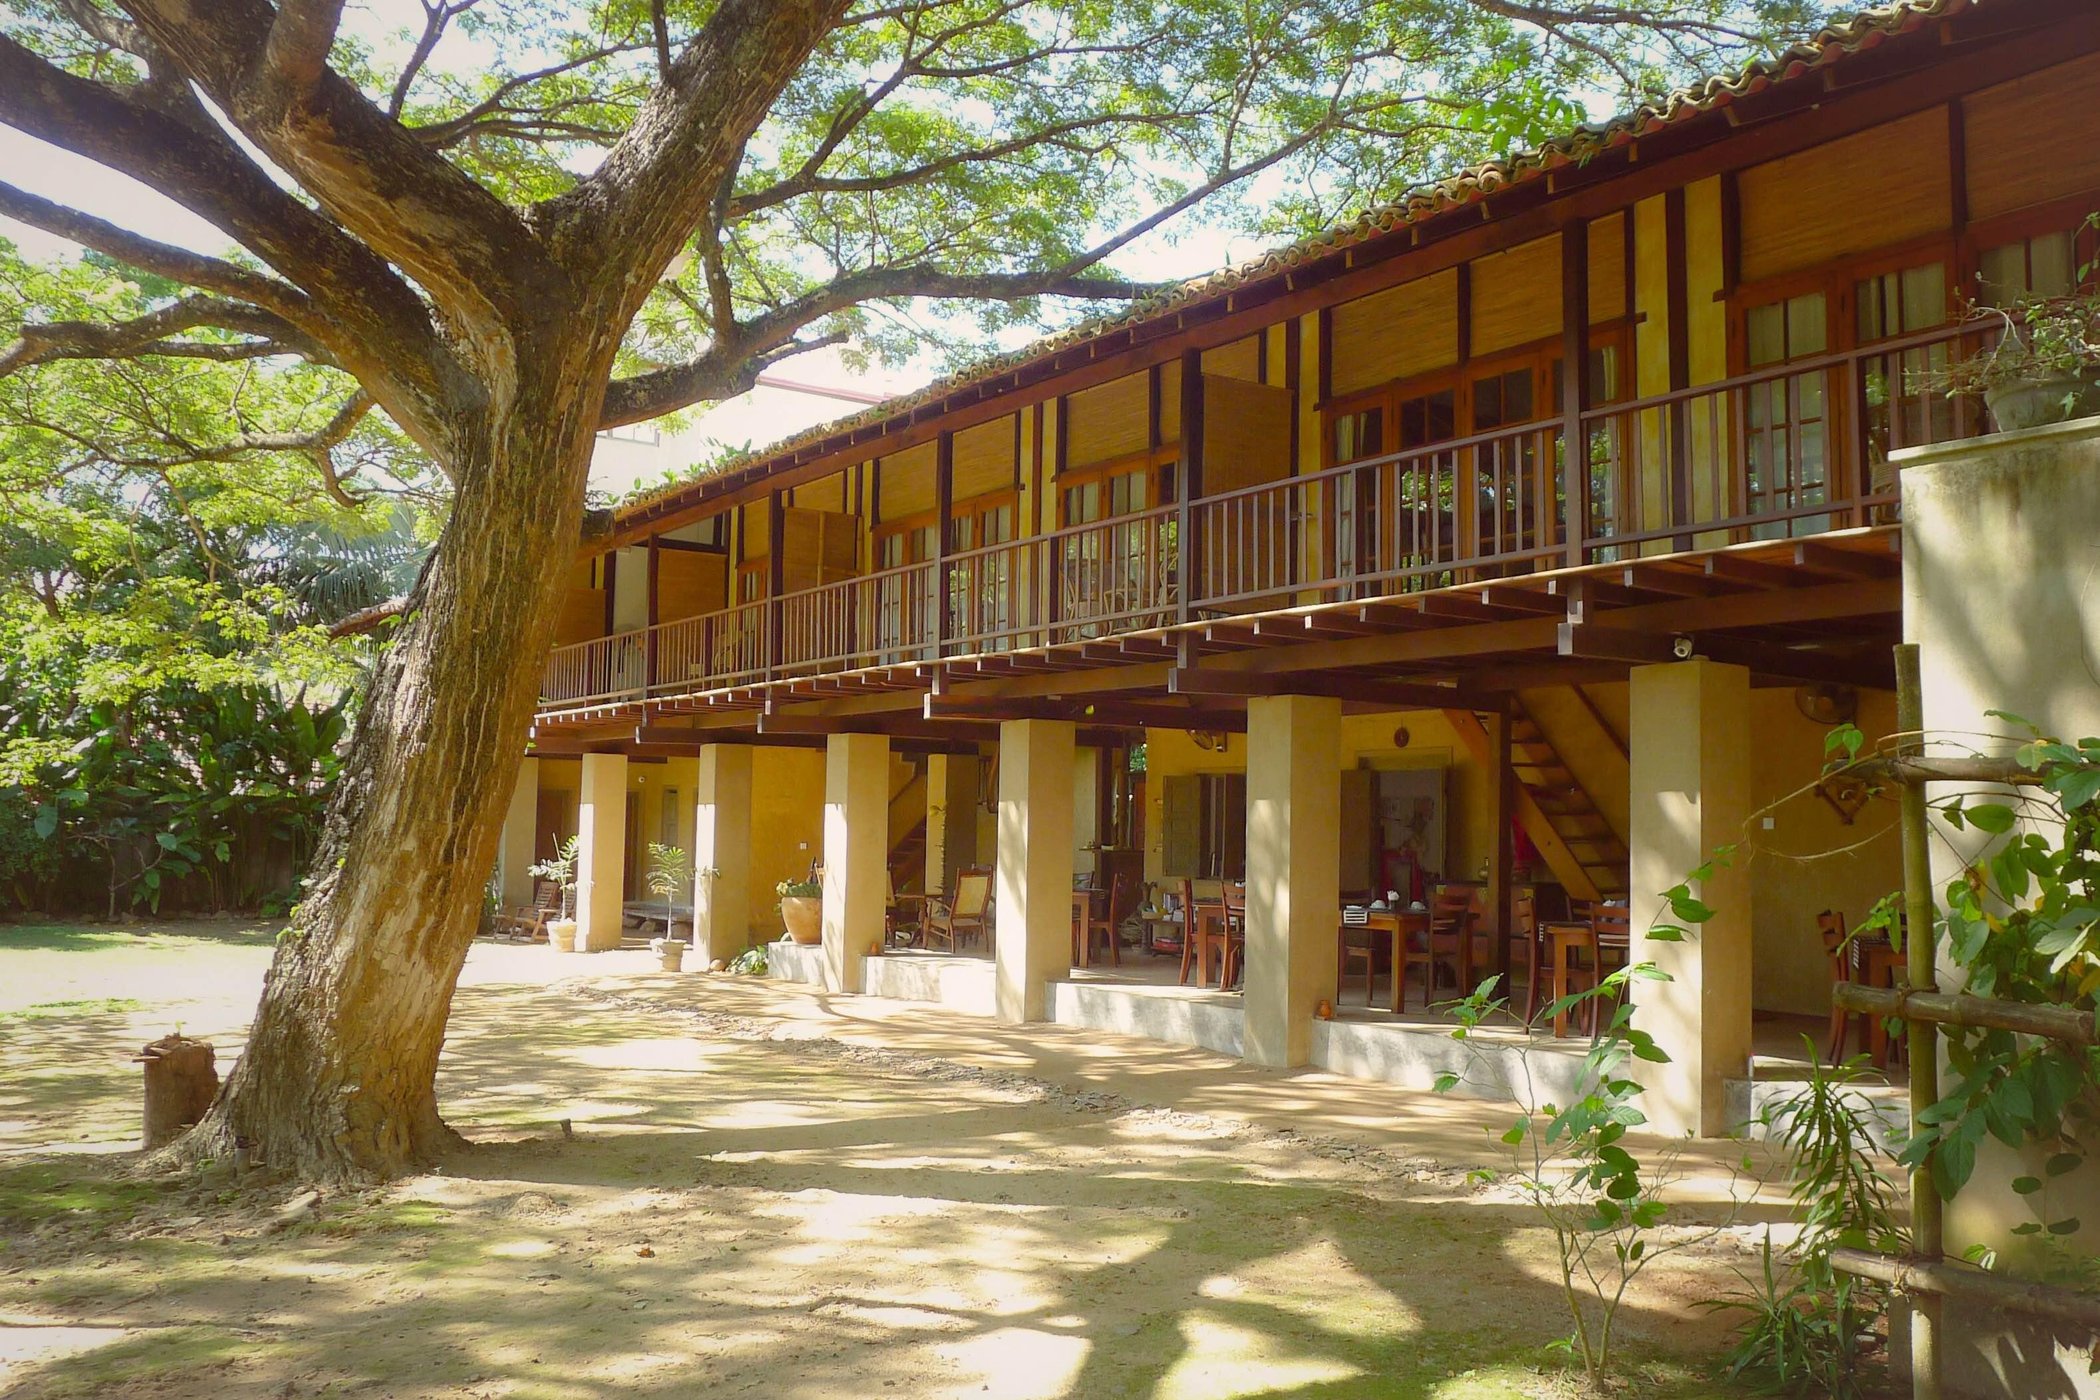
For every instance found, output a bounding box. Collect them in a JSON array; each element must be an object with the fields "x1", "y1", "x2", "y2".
[{"x1": 540, "y1": 322, "x2": 1981, "y2": 710}]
